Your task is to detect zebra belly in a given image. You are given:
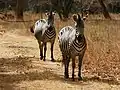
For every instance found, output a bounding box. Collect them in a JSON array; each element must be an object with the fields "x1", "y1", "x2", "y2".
[{"x1": 35, "y1": 31, "x2": 42, "y2": 40}]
